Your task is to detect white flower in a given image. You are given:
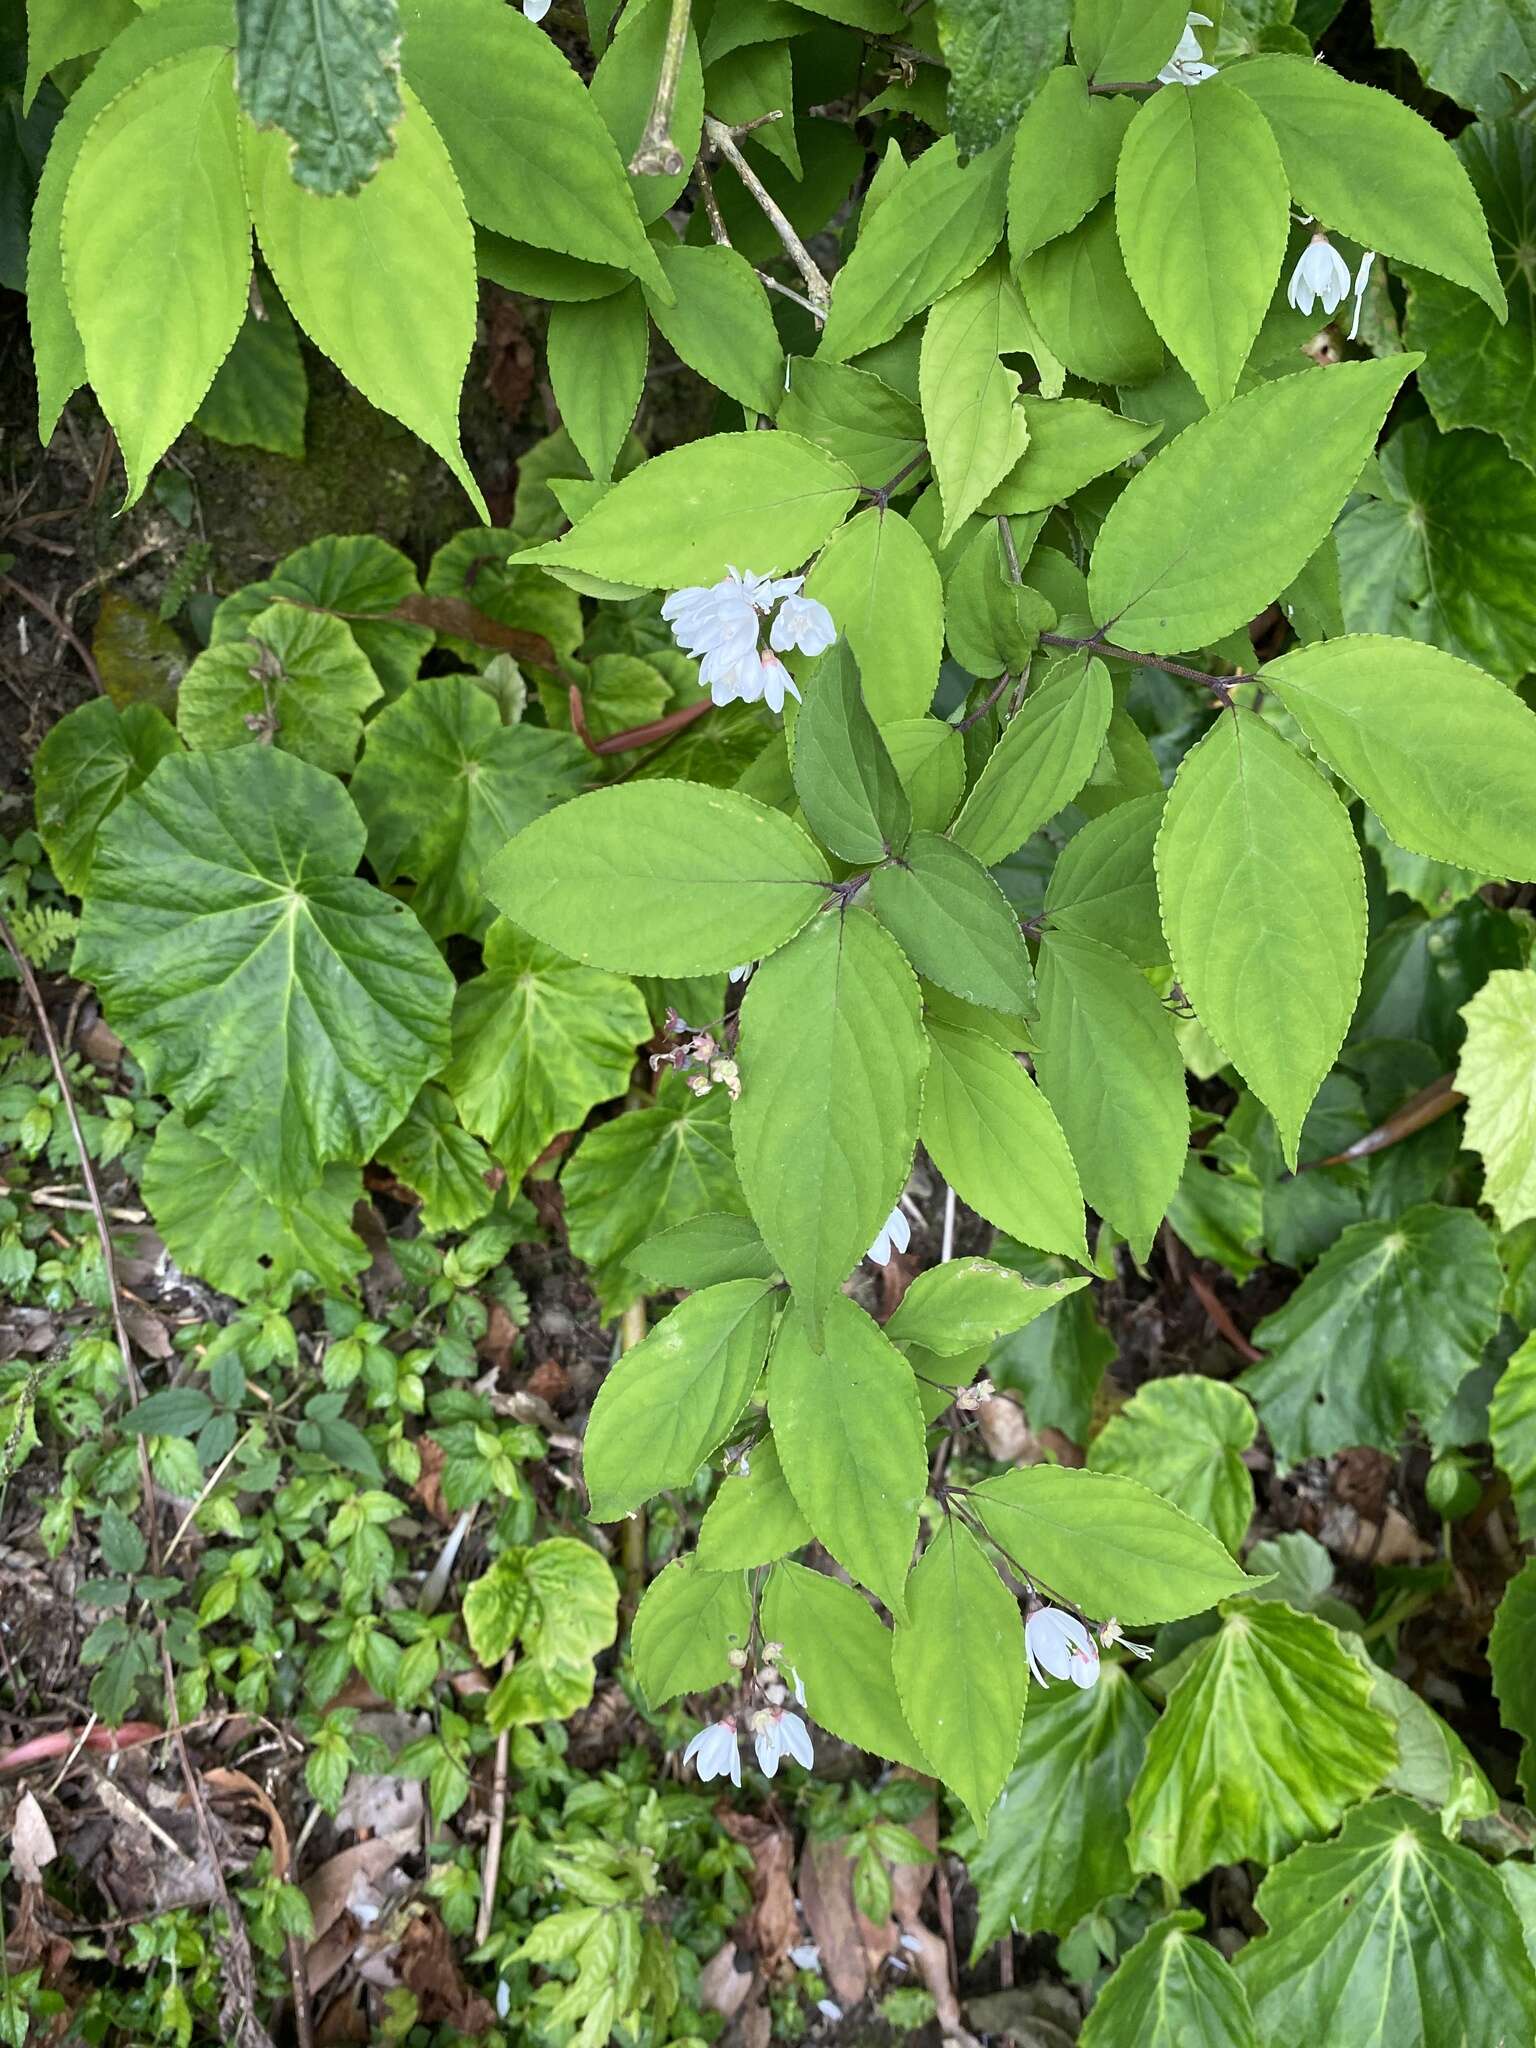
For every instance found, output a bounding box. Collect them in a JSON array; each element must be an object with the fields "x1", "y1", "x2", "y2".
[
  {"x1": 1099, "y1": 1616, "x2": 1154, "y2": 1661},
  {"x1": 1157, "y1": 11, "x2": 1217, "y2": 85},
  {"x1": 752, "y1": 1706, "x2": 815, "y2": 1777},
  {"x1": 758, "y1": 650, "x2": 801, "y2": 715},
  {"x1": 1286, "y1": 231, "x2": 1353, "y2": 318},
  {"x1": 1347, "y1": 248, "x2": 1377, "y2": 341},
  {"x1": 683, "y1": 1716, "x2": 741, "y2": 1785},
  {"x1": 817, "y1": 2001, "x2": 844, "y2": 2022},
  {"x1": 790, "y1": 1943, "x2": 821, "y2": 1972},
  {"x1": 663, "y1": 568, "x2": 811, "y2": 715},
  {"x1": 522, "y1": 0, "x2": 552, "y2": 20},
  {"x1": 727, "y1": 963, "x2": 754, "y2": 985},
  {"x1": 769, "y1": 592, "x2": 837, "y2": 657},
  {"x1": 867, "y1": 1204, "x2": 912, "y2": 1265},
  {"x1": 1026, "y1": 1606, "x2": 1101, "y2": 1689}
]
